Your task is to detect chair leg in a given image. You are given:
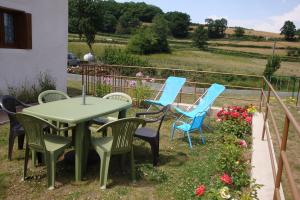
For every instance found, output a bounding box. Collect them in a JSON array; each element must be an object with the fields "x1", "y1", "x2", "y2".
[
  {"x1": 149, "y1": 139, "x2": 159, "y2": 166},
  {"x1": 130, "y1": 148, "x2": 136, "y2": 182},
  {"x1": 32, "y1": 150, "x2": 37, "y2": 167},
  {"x1": 170, "y1": 124, "x2": 176, "y2": 140},
  {"x1": 23, "y1": 144, "x2": 30, "y2": 181},
  {"x1": 199, "y1": 128, "x2": 205, "y2": 144},
  {"x1": 8, "y1": 132, "x2": 16, "y2": 160},
  {"x1": 18, "y1": 134, "x2": 25, "y2": 150},
  {"x1": 186, "y1": 131, "x2": 193, "y2": 149},
  {"x1": 99, "y1": 151, "x2": 111, "y2": 189},
  {"x1": 45, "y1": 152, "x2": 56, "y2": 190}
]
